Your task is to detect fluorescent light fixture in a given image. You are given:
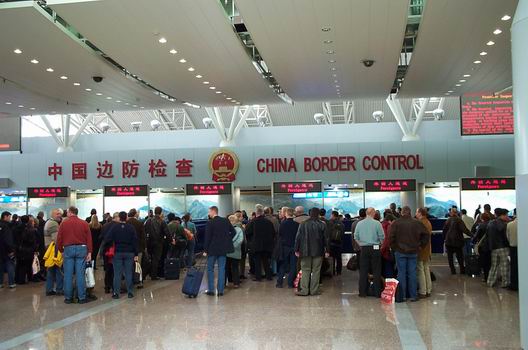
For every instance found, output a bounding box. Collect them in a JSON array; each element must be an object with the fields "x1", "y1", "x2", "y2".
[
  {"x1": 459, "y1": 79, "x2": 466, "y2": 82},
  {"x1": 133, "y1": 104, "x2": 138, "y2": 107},
  {"x1": 116, "y1": 100, "x2": 121, "y2": 103},
  {"x1": 30, "y1": 59, "x2": 39, "y2": 64},
  {"x1": 226, "y1": 97, "x2": 232, "y2": 100},
  {"x1": 195, "y1": 74, "x2": 202, "y2": 78},
  {"x1": 46, "y1": 68, "x2": 54, "y2": 72},
  {"x1": 179, "y1": 58, "x2": 186, "y2": 63},
  {"x1": 73, "y1": 82, "x2": 80, "y2": 86},
  {"x1": 18, "y1": 105, "x2": 24, "y2": 108},
  {"x1": 448, "y1": 90, "x2": 454, "y2": 93},
  {"x1": 328, "y1": 60, "x2": 336, "y2": 63},
  {"x1": 331, "y1": 67, "x2": 336, "y2": 71},
  {"x1": 158, "y1": 37, "x2": 167, "y2": 43},
  {"x1": 5, "y1": 102, "x2": 12, "y2": 105},
  {"x1": 169, "y1": 49, "x2": 177, "y2": 54},
  {"x1": 140, "y1": 106, "x2": 144, "y2": 108},
  {"x1": 501, "y1": 15, "x2": 511, "y2": 21},
  {"x1": 30, "y1": 107, "x2": 35, "y2": 110},
  {"x1": 60, "y1": 76, "x2": 68, "y2": 80},
  {"x1": 96, "y1": 92, "x2": 103, "y2": 96},
  {"x1": 487, "y1": 41, "x2": 495, "y2": 46},
  {"x1": 493, "y1": 29, "x2": 502, "y2": 35},
  {"x1": 14, "y1": 49, "x2": 22, "y2": 54},
  {"x1": 187, "y1": 67, "x2": 195, "y2": 71},
  {"x1": 203, "y1": 81, "x2": 210, "y2": 84},
  {"x1": 209, "y1": 86, "x2": 216, "y2": 90},
  {"x1": 463, "y1": 74, "x2": 471, "y2": 77},
  {"x1": 106, "y1": 96, "x2": 112, "y2": 100},
  {"x1": 455, "y1": 84, "x2": 462, "y2": 87},
  {"x1": 480, "y1": 51, "x2": 487, "y2": 56},
  {"x1": 85, "y1": 88, "x2": 92, "y2": 91},
  {"x1": 474, "y1": 60, "x2": 482, "y2": 64},
  {"x1": 216, "y1": 91, "x2": 222, "y2": 94}
]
